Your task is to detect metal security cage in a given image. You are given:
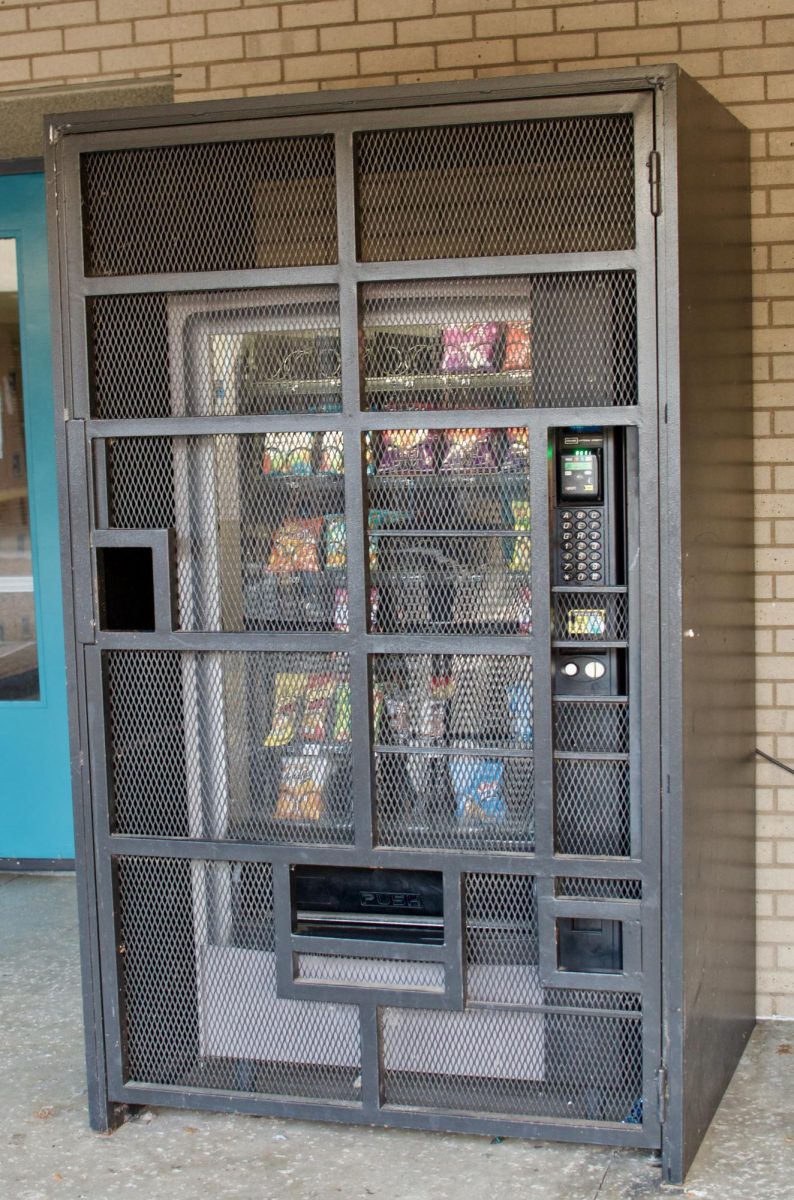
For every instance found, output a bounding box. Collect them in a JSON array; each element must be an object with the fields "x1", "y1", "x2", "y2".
[{"x1": 47, "y1": 66, "x2": 754, "y2": 1185}]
